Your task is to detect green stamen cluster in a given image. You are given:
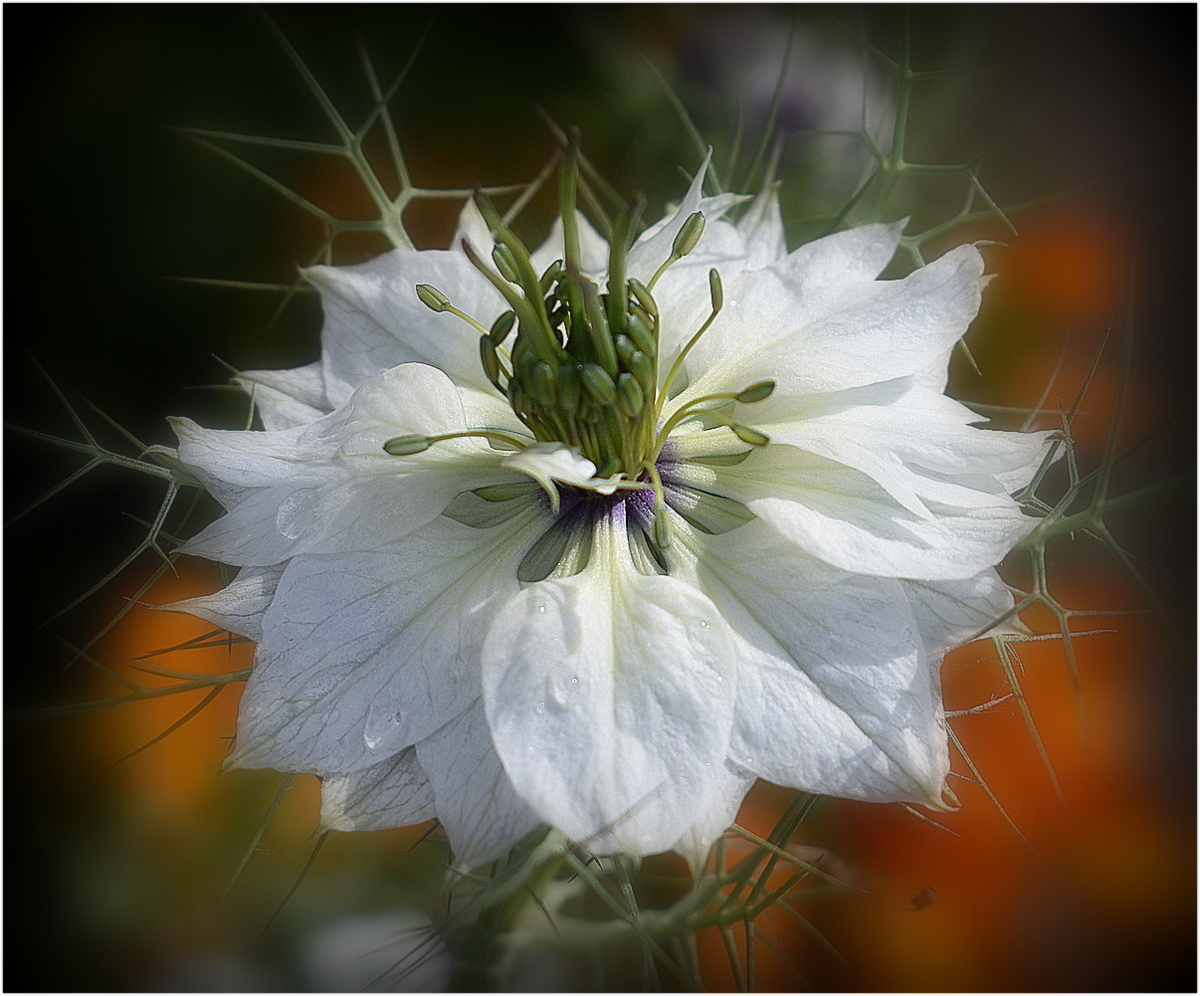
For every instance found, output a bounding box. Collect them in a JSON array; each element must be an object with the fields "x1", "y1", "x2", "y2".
[{"x1": 388, "y1": 146, "x2": 775, "y2": 528}]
